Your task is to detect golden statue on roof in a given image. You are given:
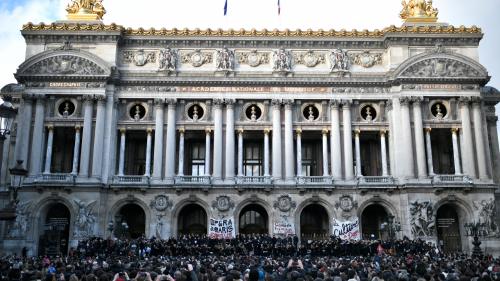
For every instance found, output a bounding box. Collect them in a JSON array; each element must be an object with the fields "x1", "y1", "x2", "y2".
[
  {"x1": 400, "y1": 0, "x2": 438, "y2": 23},
  {"x1": 66, "y1": 0, "x2": 106, "y2": 21}
]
